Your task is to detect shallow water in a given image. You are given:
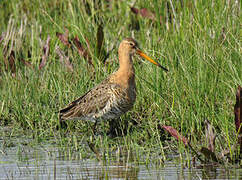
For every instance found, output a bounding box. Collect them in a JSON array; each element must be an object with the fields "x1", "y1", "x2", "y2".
[{"x1": 0, "y1": 142, "x2": 241, "y2": 180}]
